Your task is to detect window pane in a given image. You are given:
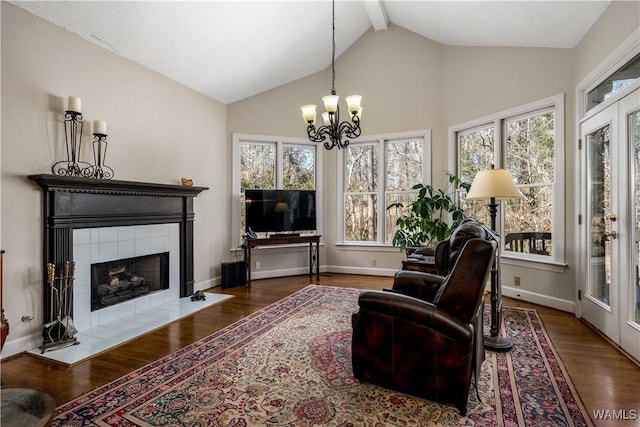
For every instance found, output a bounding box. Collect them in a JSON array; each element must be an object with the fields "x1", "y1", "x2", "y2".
[
  {"x1": 506, "y1": 111, "x2": 555, "y2": 184},
  {"x1": 386, "y1": 139, "x2": 423, "y2": 191},
  {"x1": 587, "y1": 52, "x2": 640, "y2": 112},
  {"x1": 241, "y1": 143, "x2": 275, "y2": 191},
  {"x1": 385, "y1": 192, "x2": 416, "y2": 243},
  {"x1": 240, "y1": 143, "x2": 275, "y2": 238},
  {"x1": 283, "y1": 145, "x2": 315, "y2": 190},
  {"x1": 345, "y1": 144, "x2": 378, "y2": 192},
  {"x1": 461, "y1": 199, "x2": 491, "y2": 226},
  {"x1": 345, "y1": 194, "x2": 377, "y2": 242},
  {"x1": 504, "y1": 185, "x2": 552, "y2": 256},
  {"x1": 458, "y1": 127, "x2": 494, "y2": 184},
  {"x1": 631, "y1": 110, "x2": 640, "y2": 323}
]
